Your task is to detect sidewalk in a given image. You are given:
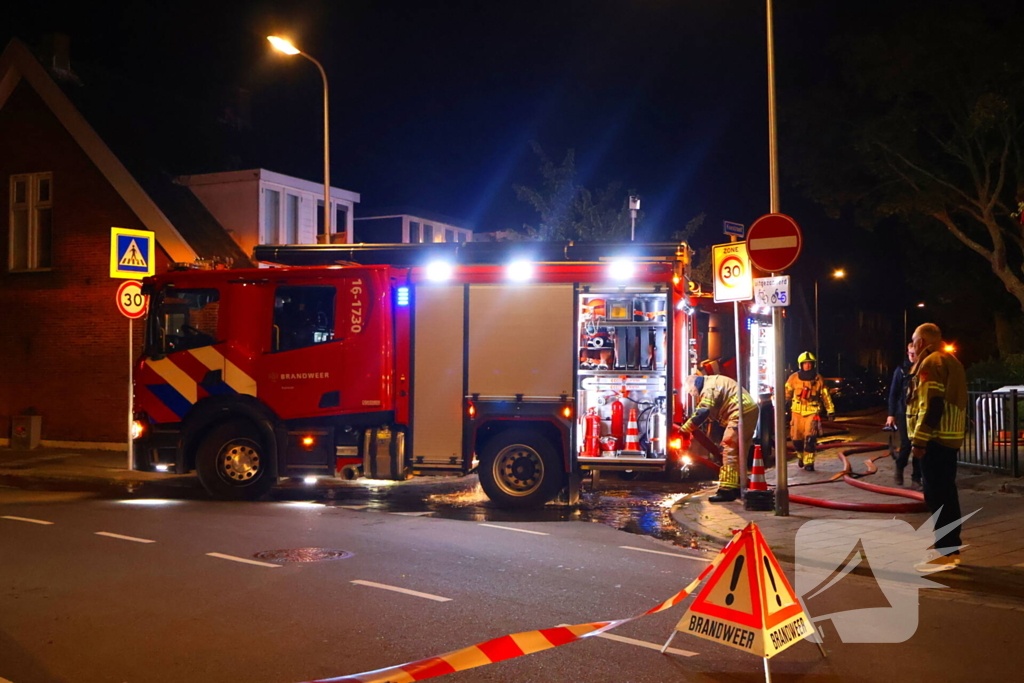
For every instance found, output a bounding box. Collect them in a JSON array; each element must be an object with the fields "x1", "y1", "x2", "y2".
[
  {"x1": 0, "y1": 446, "x2": 187, "y2": 488},
  {"x1": 672, "y1": 420, "x2": 1024, "y2": 600}
]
